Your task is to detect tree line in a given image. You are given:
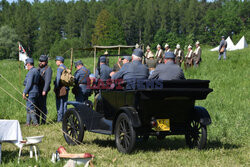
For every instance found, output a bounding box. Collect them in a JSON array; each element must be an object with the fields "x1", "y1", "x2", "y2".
[{"x1": 0, "y1": 0, "x2": 249, "y2": 59}]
